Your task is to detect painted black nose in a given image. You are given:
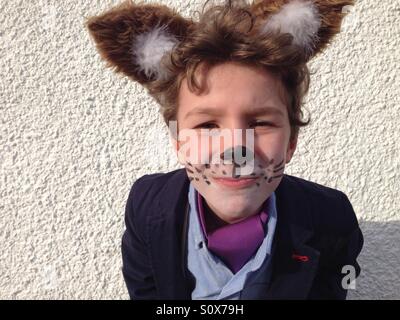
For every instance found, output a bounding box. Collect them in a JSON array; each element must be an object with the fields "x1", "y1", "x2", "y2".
[{"x1": 220, "y1": 146, "x2": 254, "y2": 166}]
